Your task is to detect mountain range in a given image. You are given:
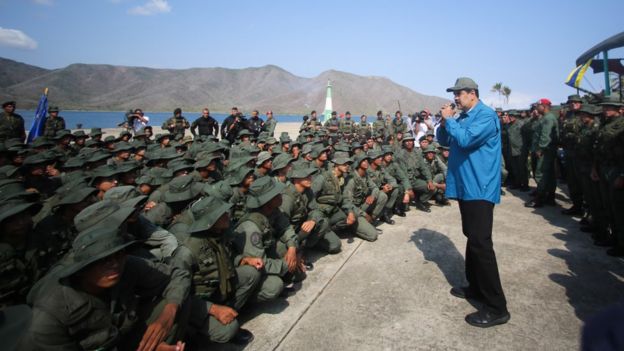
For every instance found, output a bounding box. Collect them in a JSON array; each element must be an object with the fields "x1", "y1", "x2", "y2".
[{"x1": 0, "y1": 57, "x2": 449, "y2": 115}]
